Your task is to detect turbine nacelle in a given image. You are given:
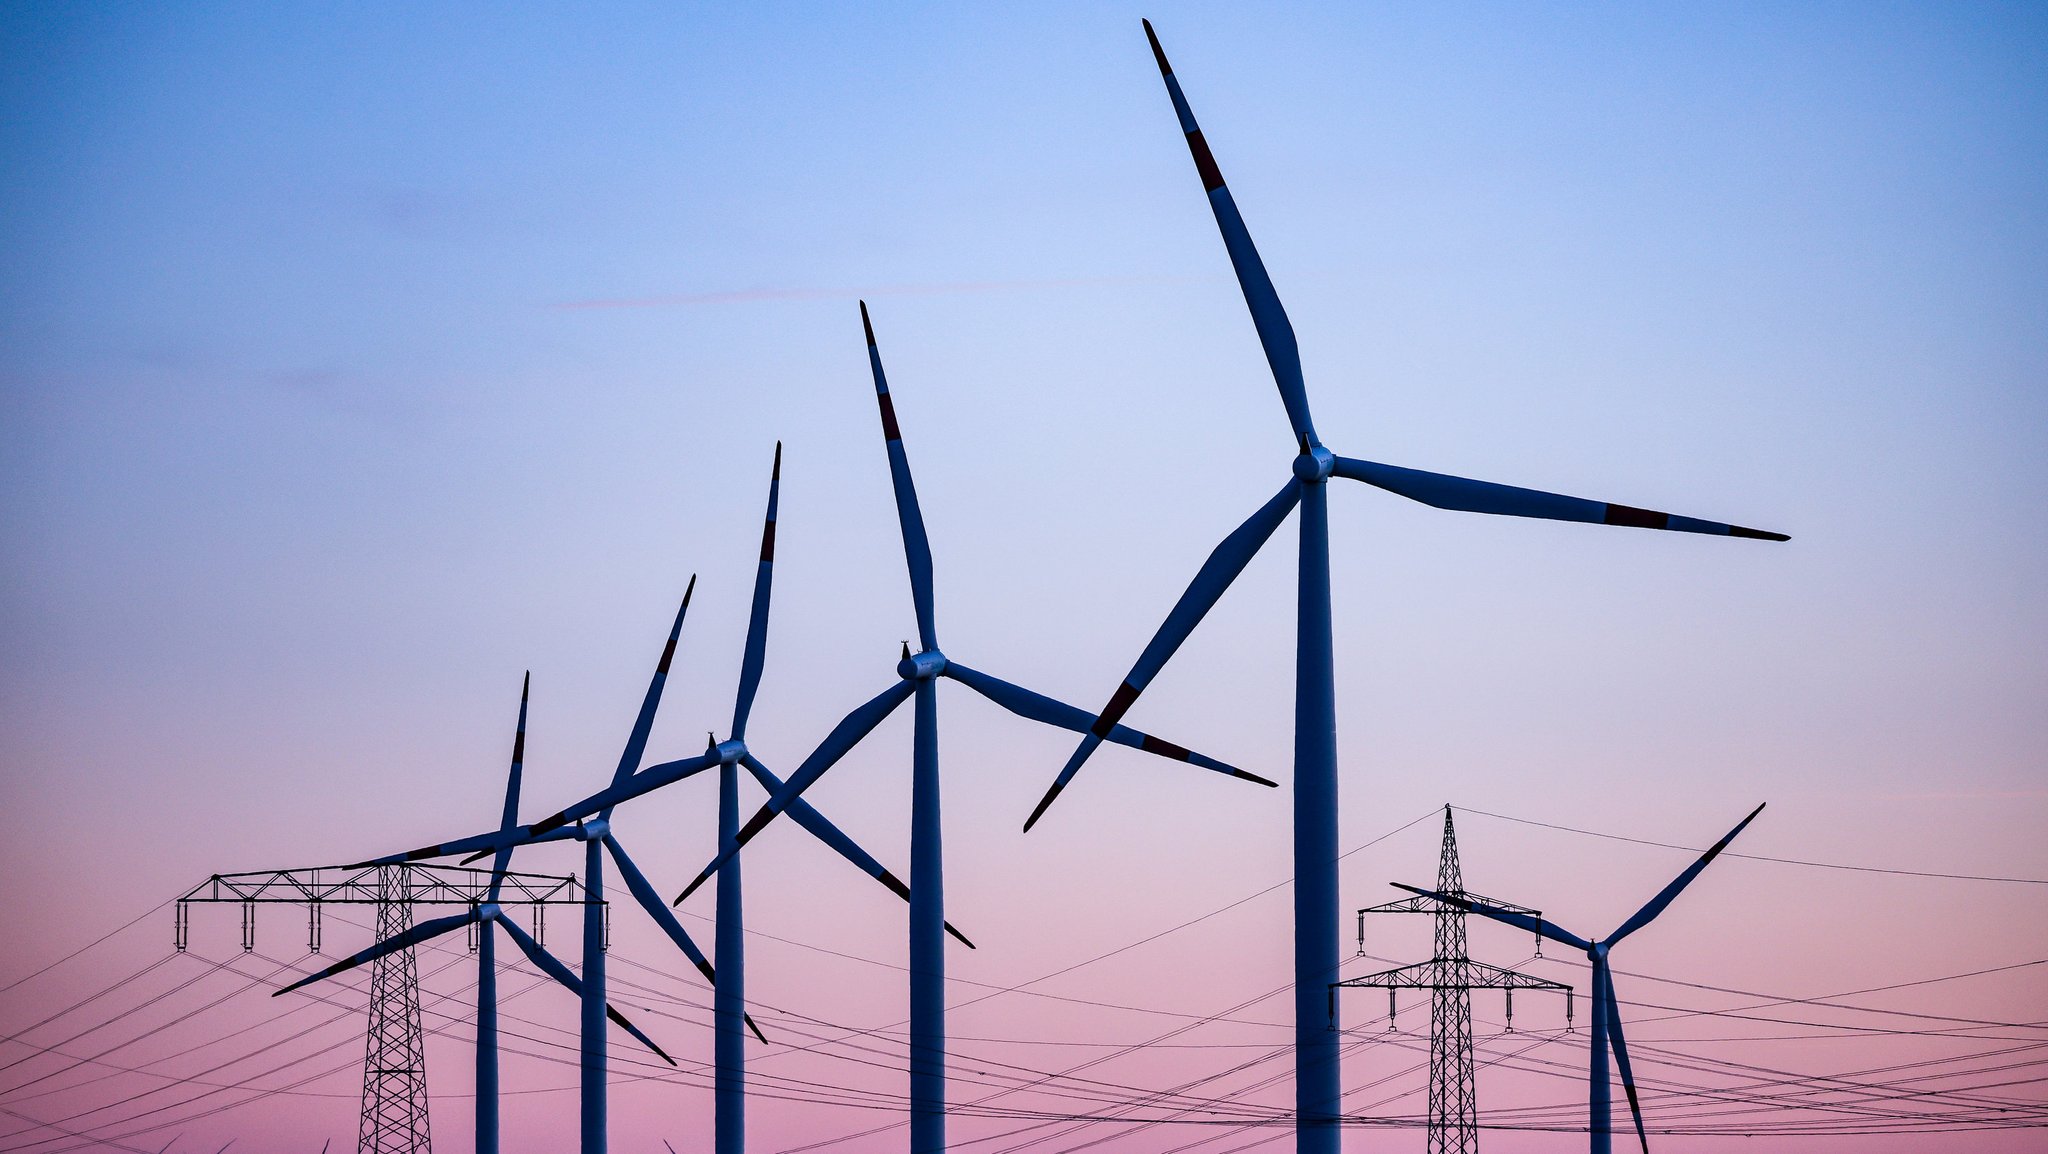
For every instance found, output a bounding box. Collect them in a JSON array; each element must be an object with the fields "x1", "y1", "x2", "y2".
[
  {"x1": 898, "y1": 647, "x2": 948, "y2": 681},
  {"x1": 575, "y1": 817, "x2": 610, "y2": 843},
  {"x1": 713, "y1": 739, "x2": 747, "y2": 766},
  {"x1": 1292, "y1": 444, "x2": 1336, "y2": 482}
]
